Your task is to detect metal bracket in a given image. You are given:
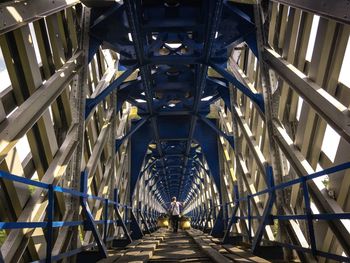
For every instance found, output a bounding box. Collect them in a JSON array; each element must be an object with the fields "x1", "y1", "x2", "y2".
[
  {"x1": 198, "y1": 114, "x2": 235, "y2": 149},
  {"x1": 113, "y1": 189, "x2": 132, "y2": 243},
  {"x1": 85, "y1": 66, "x2": 137, "y2": 118},
  {"x1": 251, "y1": 166, "x2": 275, "y2": 253},
  {"x1": 209, "y1": 62, "x2": 265, "y2": 112},
  {"x1": 80, "y1": 171, "x2": 108, "y2": 258},
  {"x1": 115, "y1": 116, "x2": 150, "y2": 151},
  {"x1": 130, "y1": 209, "x2": 144, "y2": 240}
]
